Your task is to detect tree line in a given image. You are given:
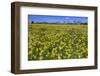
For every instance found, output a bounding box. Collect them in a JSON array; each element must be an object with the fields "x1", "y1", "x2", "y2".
[{"x1": 31, "y1": 21, "x2": 88, "y2": 25}]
